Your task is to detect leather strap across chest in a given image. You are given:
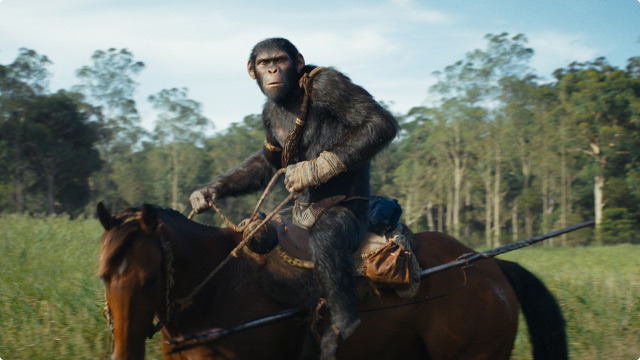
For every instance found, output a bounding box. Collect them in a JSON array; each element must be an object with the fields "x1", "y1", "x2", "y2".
[{"x1": 280, "y1": 66, "x2": 324, "y2": 167}]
